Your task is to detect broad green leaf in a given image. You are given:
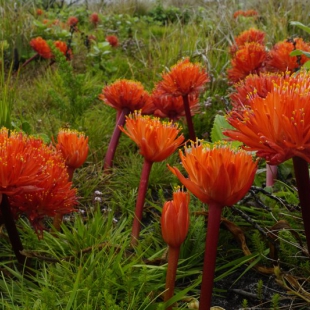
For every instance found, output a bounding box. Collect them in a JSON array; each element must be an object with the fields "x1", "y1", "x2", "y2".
[
  {"x1": 290, "y1": 49, "x2": 310, "y2": 58},
  {"x1": 290, "y1": 21, "x2": 310, "y2": 34},
  {"x1": 303, "y1": 60, "x2": 310, "y2": 69}
]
